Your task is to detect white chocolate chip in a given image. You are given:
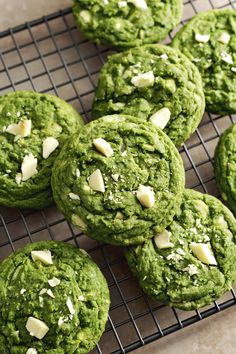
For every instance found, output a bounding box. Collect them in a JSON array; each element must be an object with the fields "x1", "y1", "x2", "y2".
[
  {"x1": 39, "y1": 288, "x2": 47, "y2": 296},
  {"x1": 195, "y1": 33, "x2": 210, "y2": 43},
  {"x1": 58, "y1": 317, "x2": 64, "y2": 326},
  {"x1": 88, "y1": 169, "x2": 105, "y2": 192},
  {"x1": 131, "y1": 71, "x2": 155, "y2": 88},
  {"x1": 6, "y1": 119, "x2": 32, "y2": 140},
  {"x1": 66, "y1": 297, "x2": 75, "y2": 315},
  {"x1": 80, "y1": 10, "x2": 91, "y2": 23},
  {"x1": 218, "y1": 32, "x2": 230, "y2": 44},
  {"x1": 190, "y1": 242, "x2": 217, "y2": 265},
  {"x1": 160, "y1": 53, "x2": 168, "y2": 59},
  {"x1": 136, "y1": 185, "x2": 155, "y2": 208},
  {"x1": 221, "y1": 51, "x2": 233, "y2": 64},
  {"x1": 231, "y1": 67, "x2": 236, "y2": 72},
  {"x1": 93, "y1": 138, "x2": 114, "y2": 157},
  {"x1": 69, "y1": 192, "x2": 80, "y2": 200},
  {"x1": 26, "y1": 349, "x2": 37, "y2": 354},
  {"x1": 48, "y1": 277, "x2": 61, "y2": 287},
  {"x1": 78, "y1": 295, "x2": 85, "y2": 301},
  {"x1": 149, "y1": 107, "x2": 171, "y2": 129},
  {"x1": 154, "y1": 230, "x2": 174, "y2": 249},
  {"x1": 111, "y1": 173, "x2": 119, "y2": 182},
  {"x1": 71, "y1": 214, "x2": 87, "y2": 231},
  {"x1": 115, "y1": 211, "x2": 124, "y2": 219},
  {"x1": 118, "y1": 0, "x2": 127, "y2": 7},
  {"x1": 193, "y1": 200, "x2": 209, "y2": 219},
  {"x1": 31, "y1": 250, "x2": 53, "y2": 265},
  {"x1": 26, "y1": 317, "x2": 49, "y2": 340},
  {"x1": 182, "y1": 264, "x2": 198, "y2": 276},
  {"x1": 21, "y1": 153, "x2": 38, "y2": 181},
  {"x1": 128, "y1": 0, "x2": 147, "y2": 9},
  {"x1": 46, "y1": 289, "x2": 55, "y2": 298},
  {"x1": 76, "y1": 168, "x2": 81, "y2": 178},
  {"x1": 20, "y1": 288, "x2": 26, "y2": 295},
  {"x1": 15, "y1": 173, "x2": 22, "y2": 185},
  {"x1": 42, "y1": 137, "x2": 59, "y2": 159}
]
